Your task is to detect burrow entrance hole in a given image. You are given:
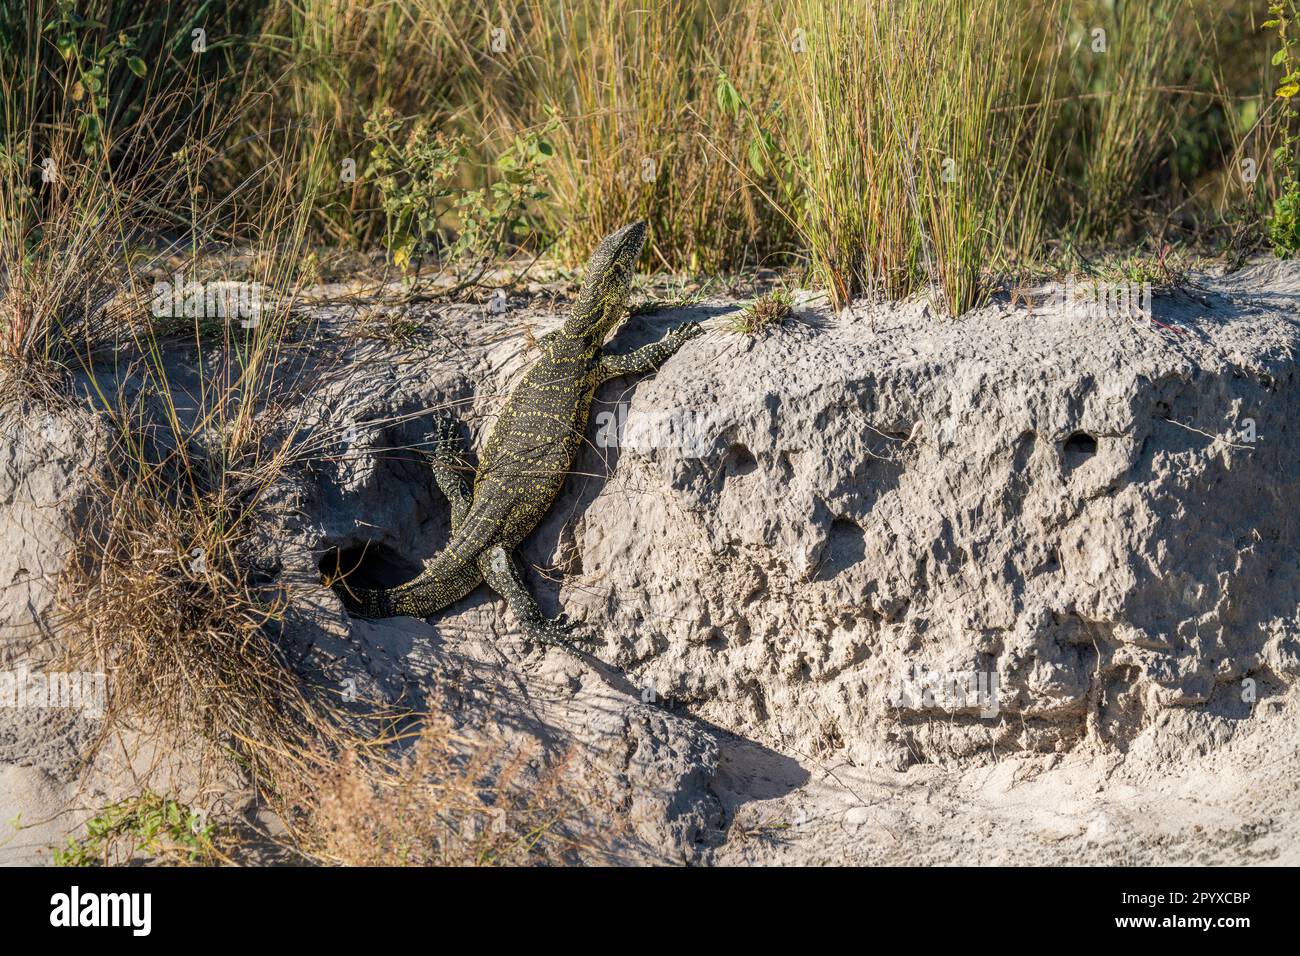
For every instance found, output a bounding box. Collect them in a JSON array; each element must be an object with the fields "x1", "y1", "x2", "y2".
[
  {"x1": 319, "y1": 540, "x2": 422, "y2": 590},
  {"x1": 720, "y1": 442, "x2": 758, "y2": 479},
  {"x1": 1063, "y1": 431, "x2": 1098, "y2": 467}
]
